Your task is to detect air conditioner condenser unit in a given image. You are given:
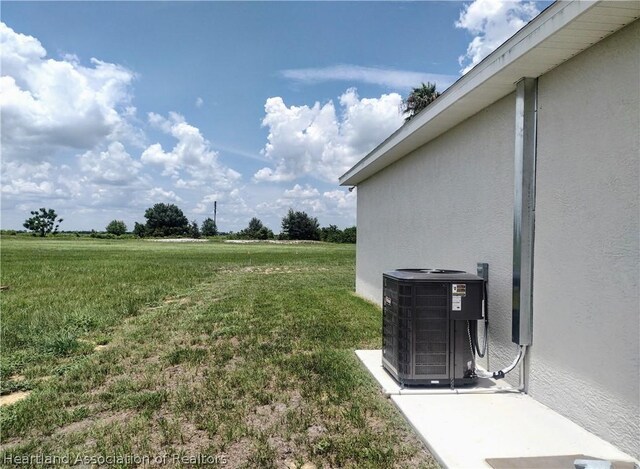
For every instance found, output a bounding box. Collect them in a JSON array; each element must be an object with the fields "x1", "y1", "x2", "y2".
[{"x1": 382, "y1": 269, "x2": 484, "y2": 386}]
